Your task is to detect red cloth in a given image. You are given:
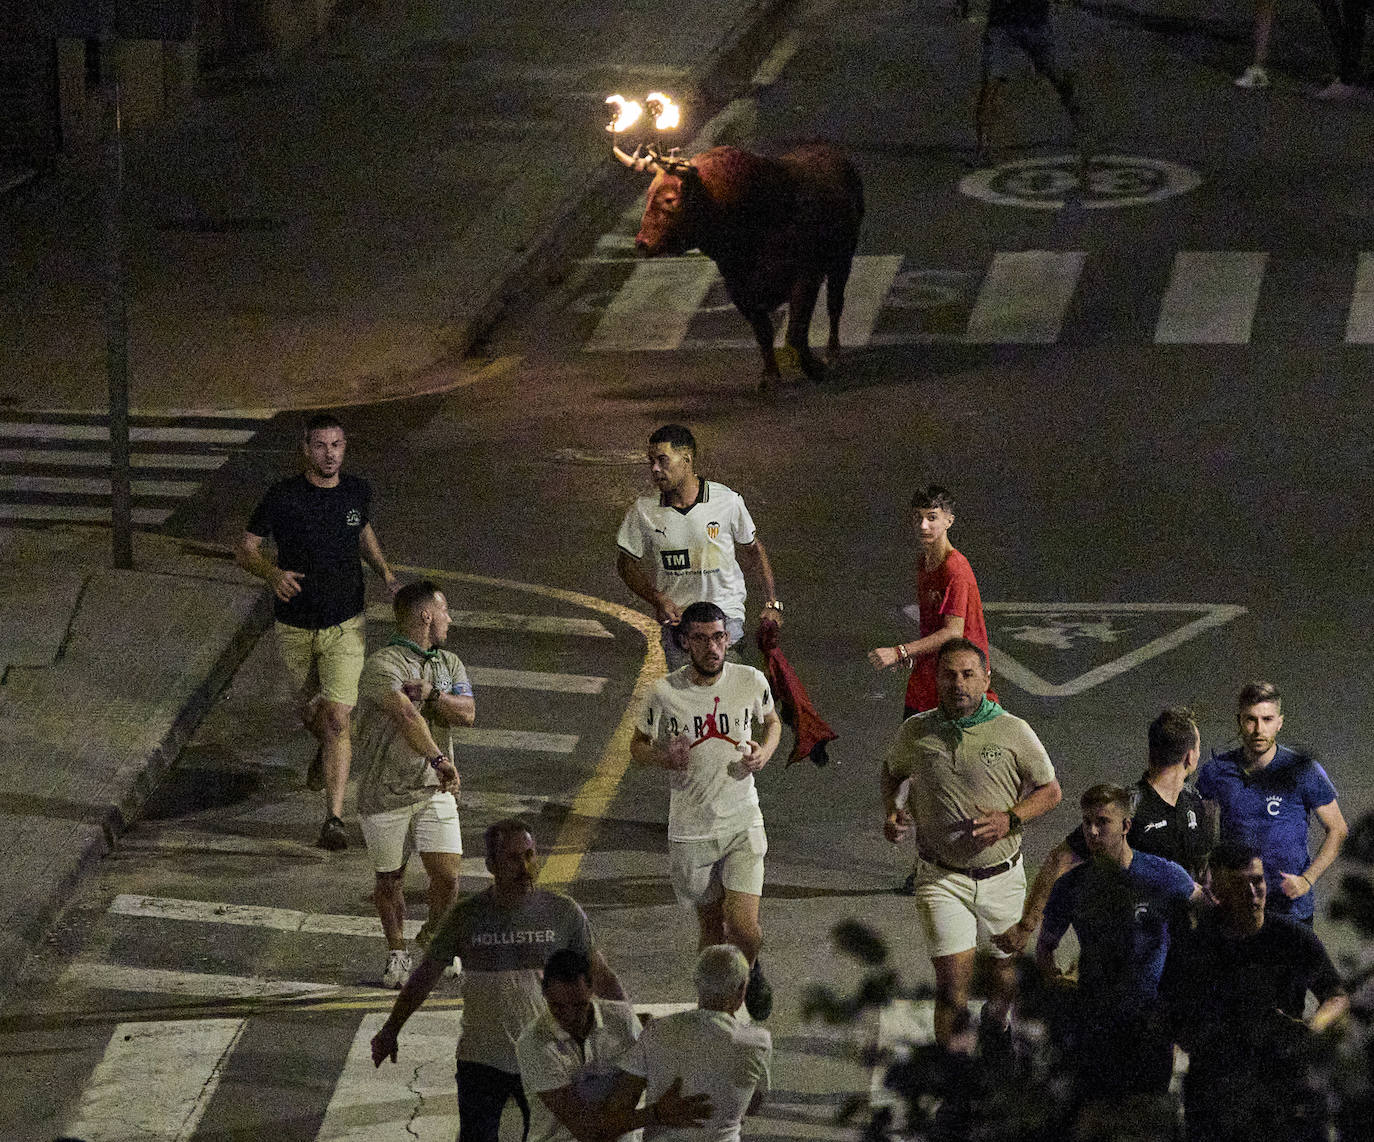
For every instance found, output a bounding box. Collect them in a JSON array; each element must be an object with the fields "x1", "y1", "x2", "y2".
[
  {"x1": 905, "y1": 547, "x2": 997, "y2": 713},
  {"x1": 755, "y1": 619, "x2": 837, "y2": 767}
]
